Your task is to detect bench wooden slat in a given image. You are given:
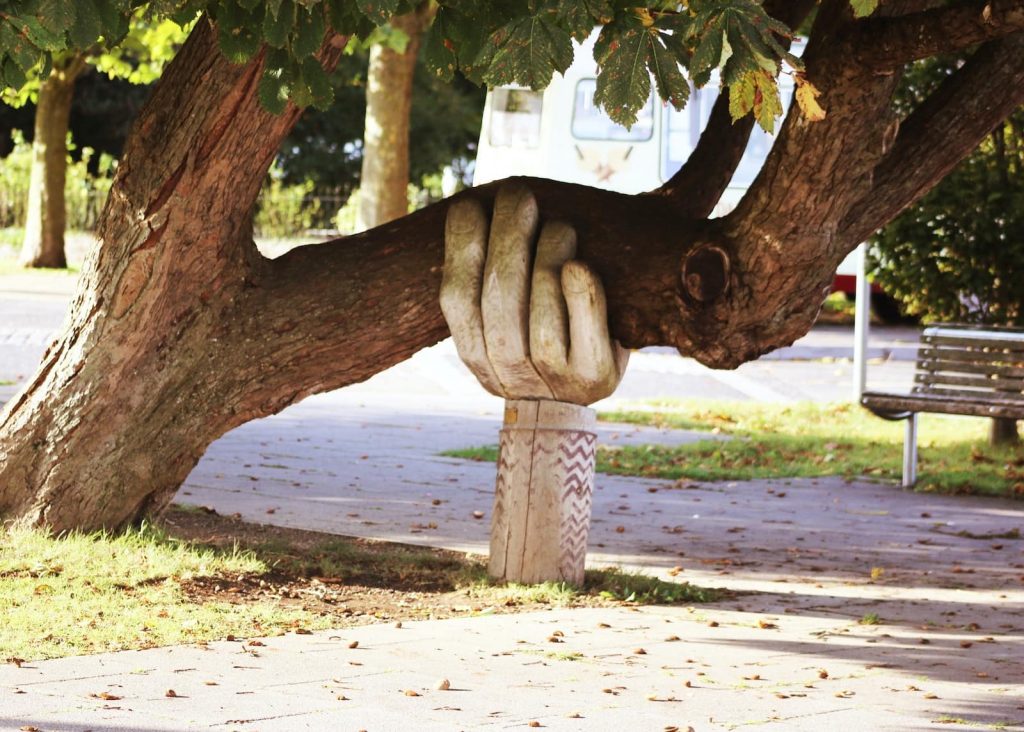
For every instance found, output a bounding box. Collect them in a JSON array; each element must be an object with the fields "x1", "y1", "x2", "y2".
[
  {"x1": 919, "y1": 350, "x2": 1024, "y2": 370},
  {"x1": 922, "y1": 334, "x2": 1024, "y2": 352},
  {"x1": 863, "y1": 391, "x2": 1024, "y2": 419},
  {"x1": 917, "y1": 358, "x2": 1024, "y2": 378},
  {"x1": 914, "y1": 372, "x2": 1024, "y2": 392},
  {"x1": 911, "y1": 384, "x2": 1024, "y2": 400},
  {"x1": 924, "y1": 324, "x2": 1024, "y2": 339}
]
